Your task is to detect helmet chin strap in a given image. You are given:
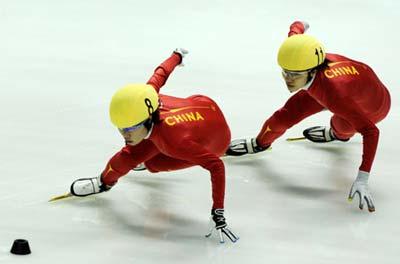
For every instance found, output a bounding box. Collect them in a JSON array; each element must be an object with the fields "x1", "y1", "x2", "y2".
[{"x1": 143, "y1": 119, "x2": 154, "y2": 139}]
